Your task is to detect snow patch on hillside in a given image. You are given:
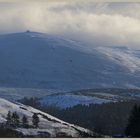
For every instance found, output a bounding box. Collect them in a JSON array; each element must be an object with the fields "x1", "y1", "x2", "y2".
[
  {"x1": 97, "y1": 46, "x2": 140, "y2": 73},
  {"x1": 39, "y1": 95, "x2": 112, "y2": 109}
]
